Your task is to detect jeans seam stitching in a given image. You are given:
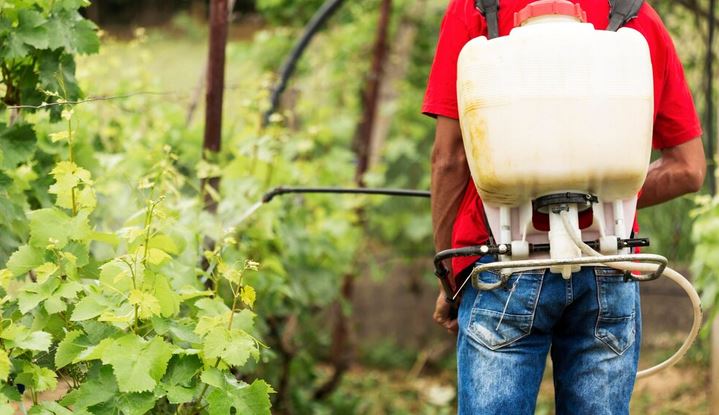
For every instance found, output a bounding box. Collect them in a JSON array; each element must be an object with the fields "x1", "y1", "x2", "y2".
[
  {"x1": 467, "y1": 272, "x2": 545, "y2": 351},
  {"x1": 593, "y1": 271, "x2": 637, "y2": 355}
]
